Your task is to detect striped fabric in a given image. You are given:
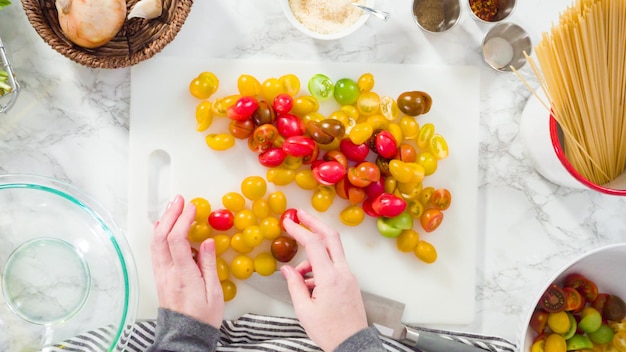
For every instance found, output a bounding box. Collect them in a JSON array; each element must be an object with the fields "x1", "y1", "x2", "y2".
[{"x1": 48, "y1": 314, "x2": 516, "y2": 352}]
